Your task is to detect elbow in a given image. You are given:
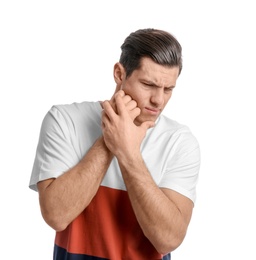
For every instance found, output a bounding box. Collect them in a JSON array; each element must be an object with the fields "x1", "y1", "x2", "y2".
[
  {"x1": 46, "y1": 218, "x2": 68, "y2": 232},
  {"x1": 39, "y1": 198, "x2": 71, "y2": 232},
  {"x1": 155, "y1": 237, "x2": 184, "y2": 255},
  {"x1": 150, "y1": 231, "x2": 186, "y2": 255},
  {"x1": 40, "y1": 208, "x2": 69, "y2": 232}
]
